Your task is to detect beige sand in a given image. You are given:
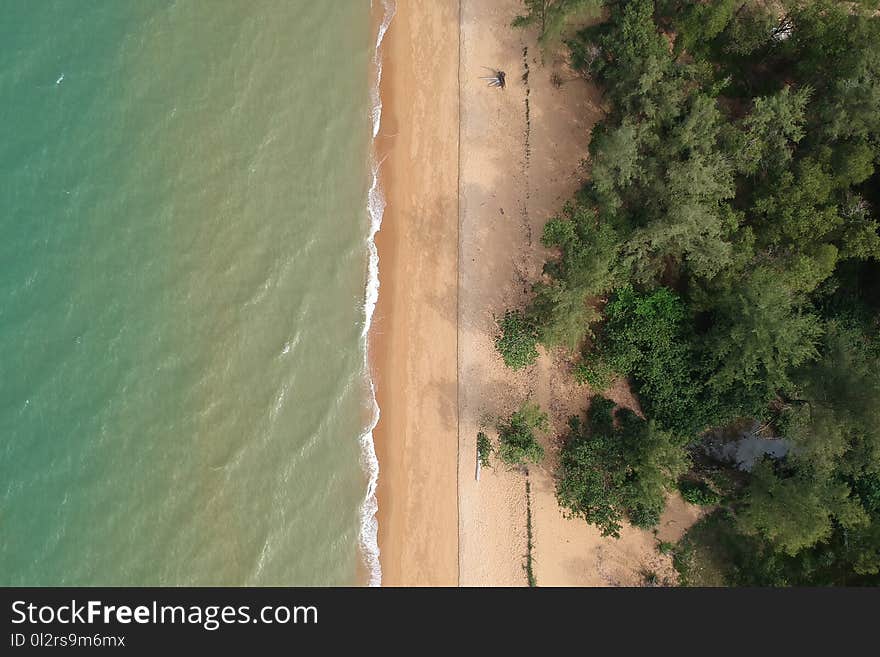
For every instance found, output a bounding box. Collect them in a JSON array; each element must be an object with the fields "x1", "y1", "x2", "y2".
[
  {"x1": 371, "y1": 0, "x2": 460, "y2": 586},
  {"x1": 457, "y1": 0, "x2": 703, "y2": 587}
]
